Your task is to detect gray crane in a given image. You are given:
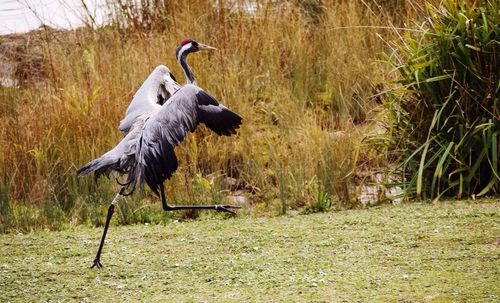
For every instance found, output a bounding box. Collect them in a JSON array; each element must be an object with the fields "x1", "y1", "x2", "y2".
[{"x1": 77, "y1": 40, "x2": 242, "y2": 269}]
